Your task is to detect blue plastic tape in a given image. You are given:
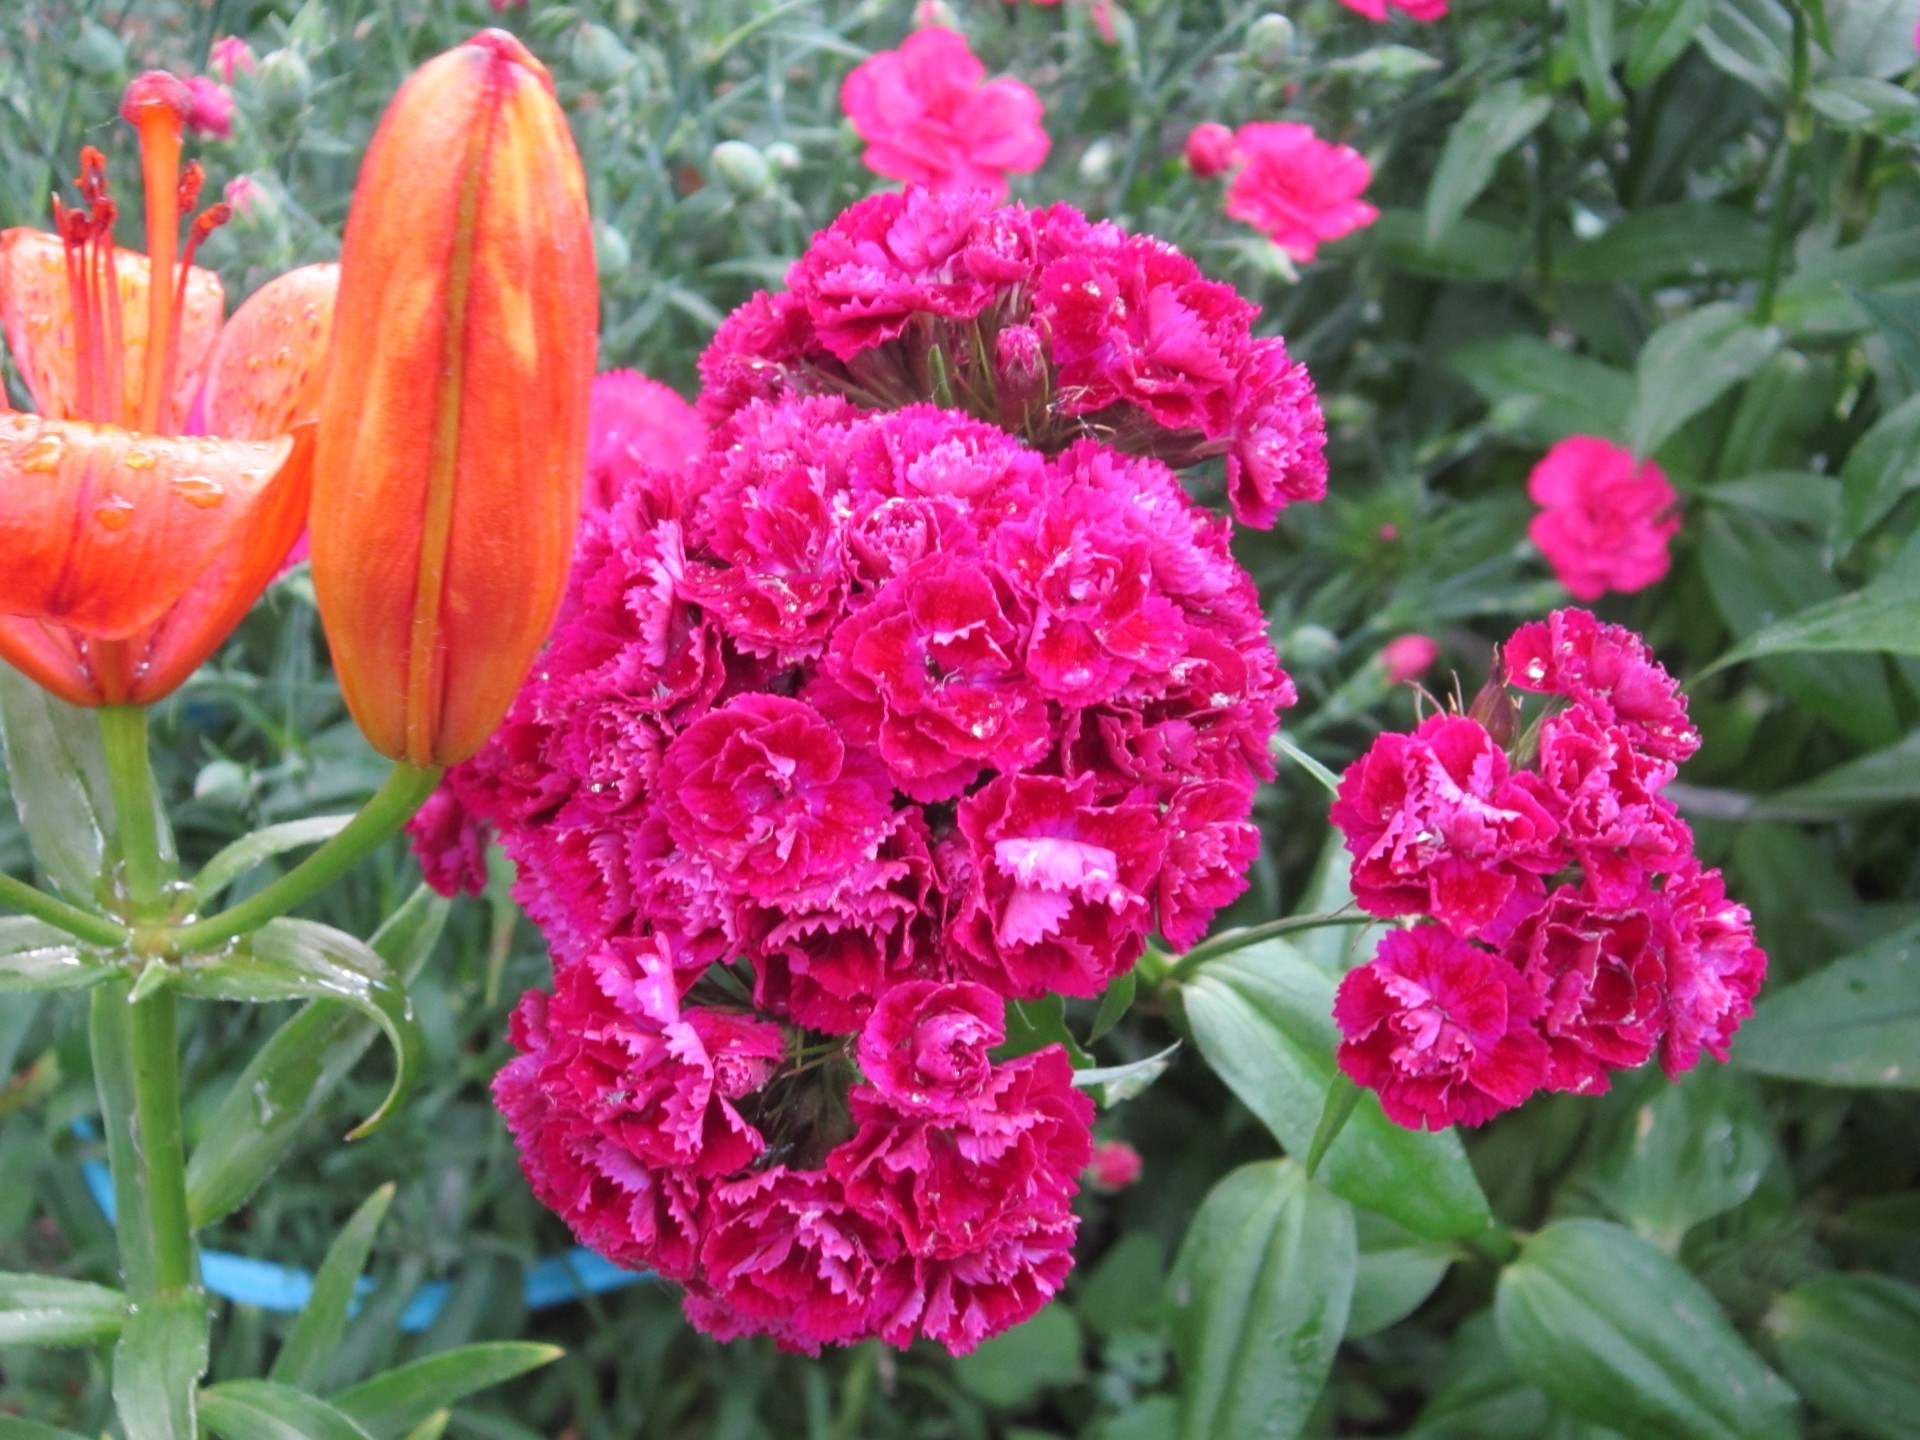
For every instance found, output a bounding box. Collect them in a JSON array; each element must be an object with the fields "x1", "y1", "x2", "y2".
[{"x1": 73, "y1": 1121, "x2": 648, "y2": 1329}]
